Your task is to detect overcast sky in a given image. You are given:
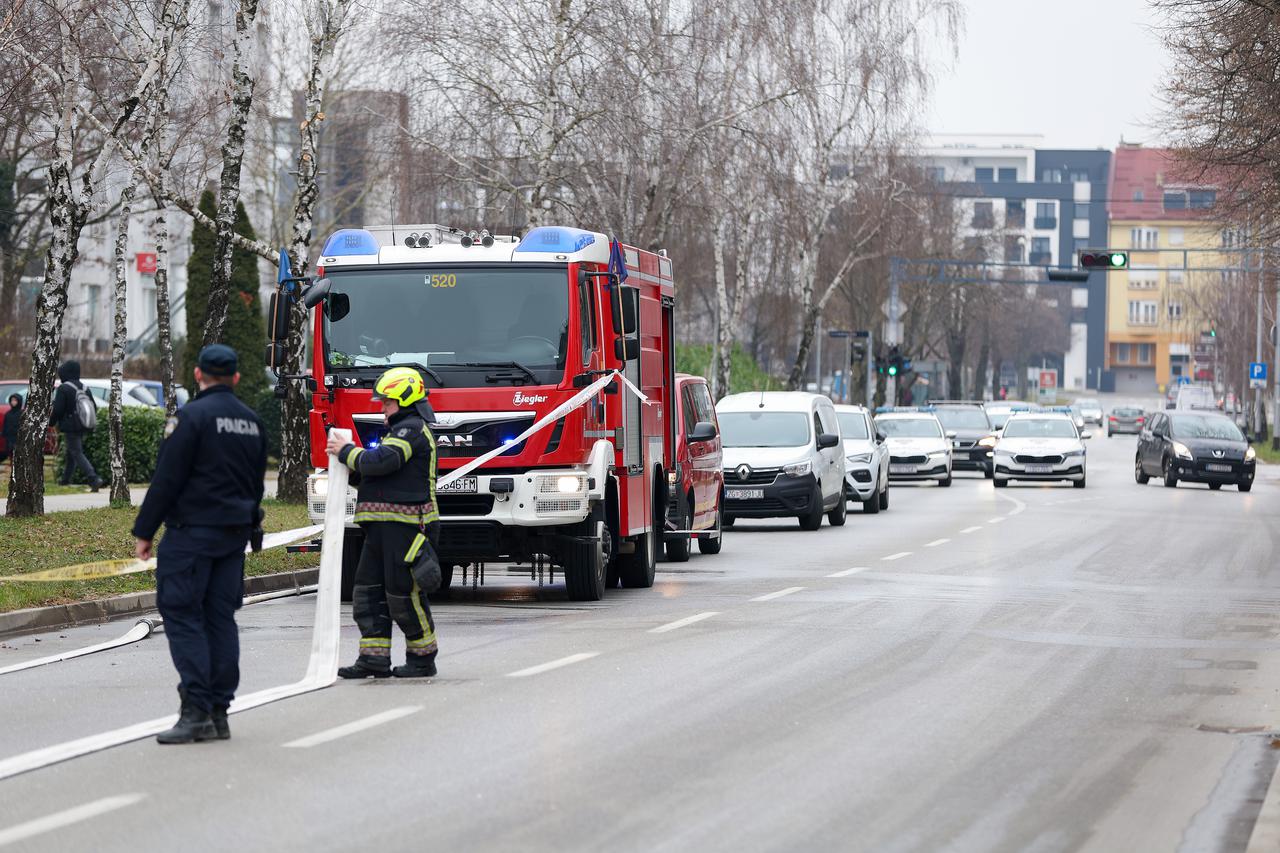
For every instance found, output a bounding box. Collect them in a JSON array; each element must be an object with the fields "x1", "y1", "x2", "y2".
[{"x1": 925, "y1": 0, "x2": 1172, "y2": 150}]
